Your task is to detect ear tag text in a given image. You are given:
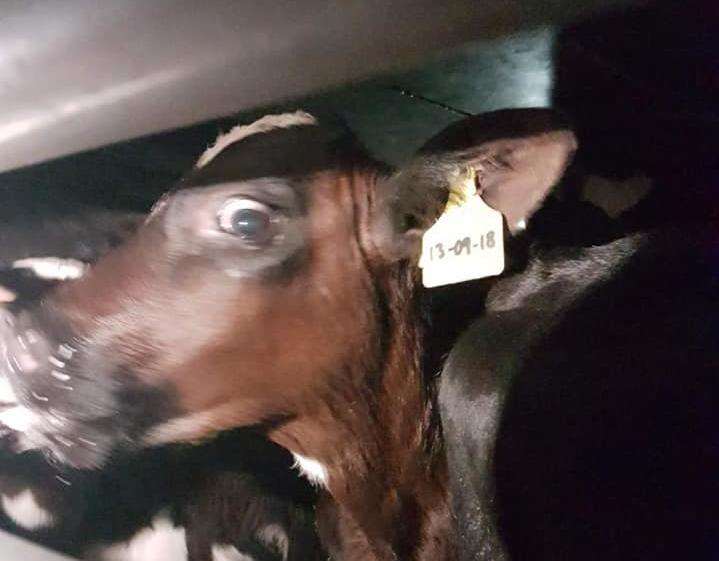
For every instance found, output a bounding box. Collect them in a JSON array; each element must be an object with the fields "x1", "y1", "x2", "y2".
[{"x1": 419, "y1": 168, "x2": 505, "y2": 288}]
